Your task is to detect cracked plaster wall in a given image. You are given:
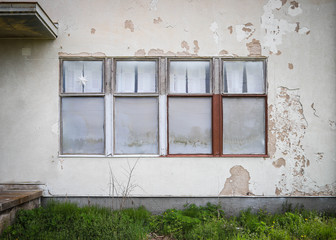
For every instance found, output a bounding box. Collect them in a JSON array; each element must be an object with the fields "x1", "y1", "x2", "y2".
[{"x1": 0, "y1": 0, "x2": 335, "y2": 197}]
